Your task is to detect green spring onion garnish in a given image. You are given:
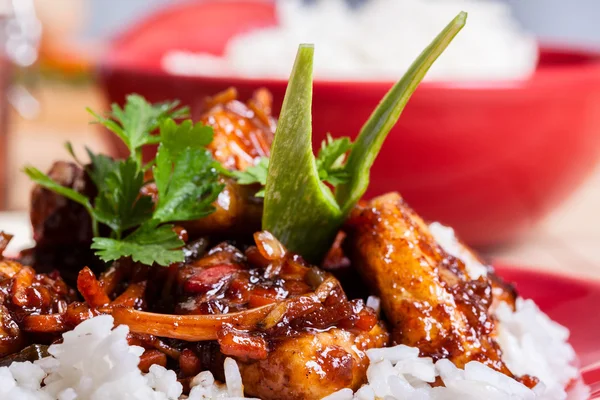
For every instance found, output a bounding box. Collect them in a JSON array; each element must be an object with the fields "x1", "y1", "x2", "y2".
[{"x1": 263, "y1": 12, "x2": 467, "y2": 263}]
